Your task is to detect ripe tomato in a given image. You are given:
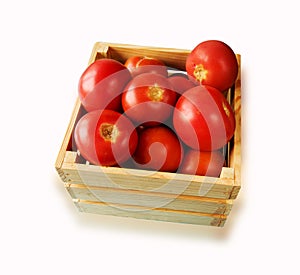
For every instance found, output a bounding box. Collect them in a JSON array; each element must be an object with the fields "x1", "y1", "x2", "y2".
[
  {"x1": 124, "y1": 56, "x2": 168, "y2": 77},
  {"x1": 78, "y1": 59, "x2": 132, "y2": 112},
  {"x1": 168, "y1": 73, "x2": 197, "y2": 97},
  {"x1": 173, "y1": 85, "x2": 235, "y2": 151},
  {"x1": 178, "y1": 149, "x2": 225, "y2": 177},
  {"x1": 124, "y1": 56, "x2": 143, "y2": 71},
  {"x1": 186, "y1": 40, "x2": 238, "y2": 92},
  {"x1": 74, "y1": 109, "x2": 138, "y2": 166},
  {"x1": 122, "y1": 73, "x2": 177, "y2": 126},
  {"x1": 133, "y1": 126, "x2": 183, "y2": 172}
]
